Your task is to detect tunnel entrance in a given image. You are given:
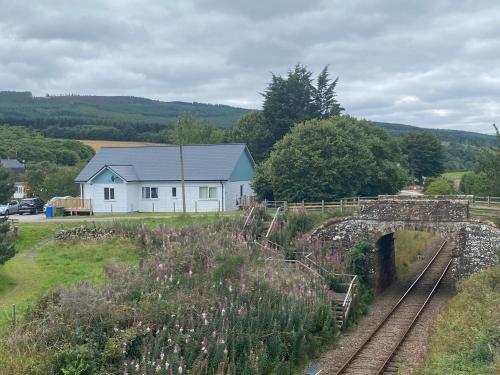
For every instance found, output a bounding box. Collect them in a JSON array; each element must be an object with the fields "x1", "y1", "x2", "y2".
[
  {"x1": 371, "y1": 233, "x2": 396, "y2": 293},
  {"x1": 370, "y1": 230, "x2": 435, "y2": 293}
]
